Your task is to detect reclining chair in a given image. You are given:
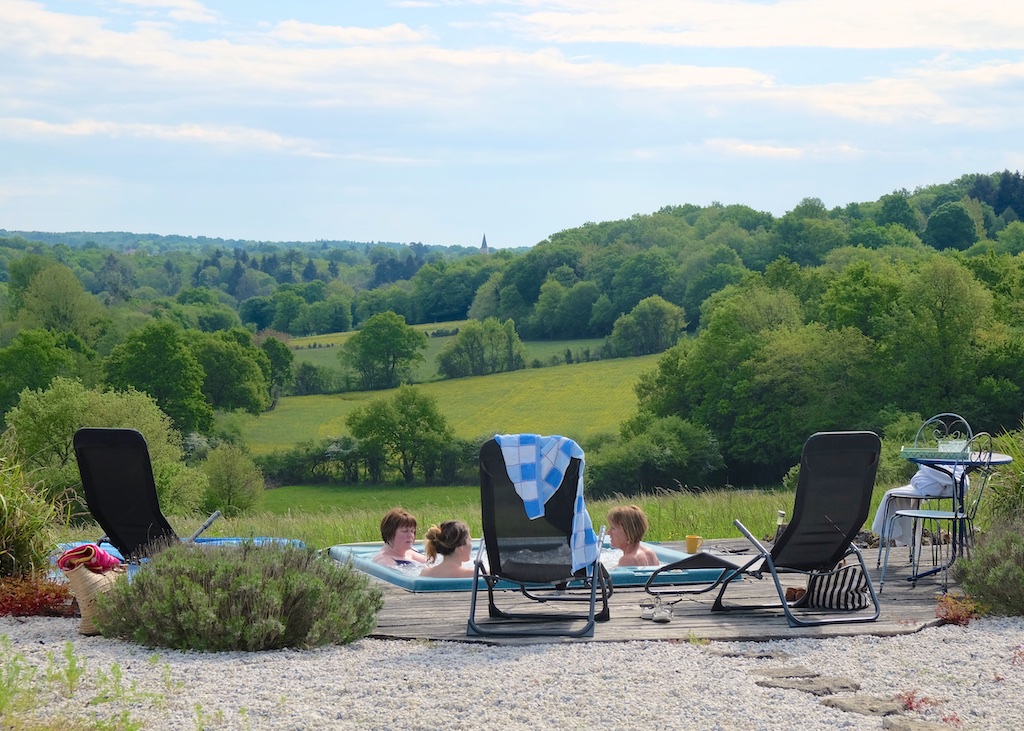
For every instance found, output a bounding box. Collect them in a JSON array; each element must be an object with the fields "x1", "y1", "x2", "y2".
[
  {"x1": 467, "y1": 435, "x2": 610, "y2": 638},
  {"x1": 644, "y1": 431, "x2": 882, "y2": 627},
  {"x1": 73, "y1": 427, "x2": 219, "y2": 560}
]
